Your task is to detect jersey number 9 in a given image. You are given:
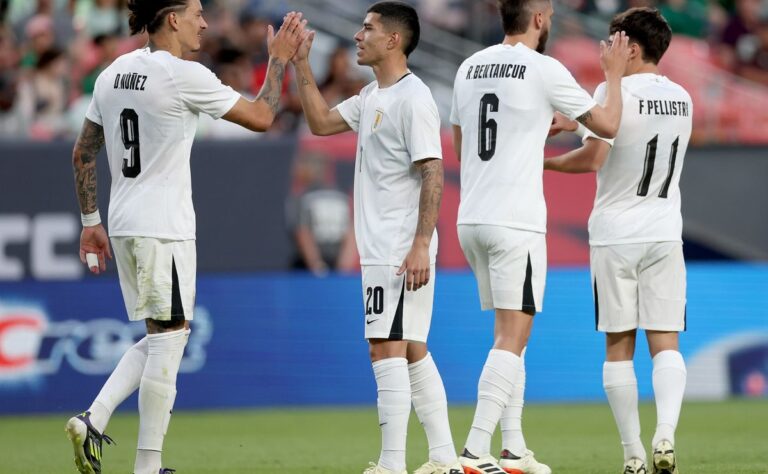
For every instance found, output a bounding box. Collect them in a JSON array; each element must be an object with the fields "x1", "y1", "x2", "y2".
[{"x1": 120, "y1": 108, "x2": 141, "y2": 178}]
